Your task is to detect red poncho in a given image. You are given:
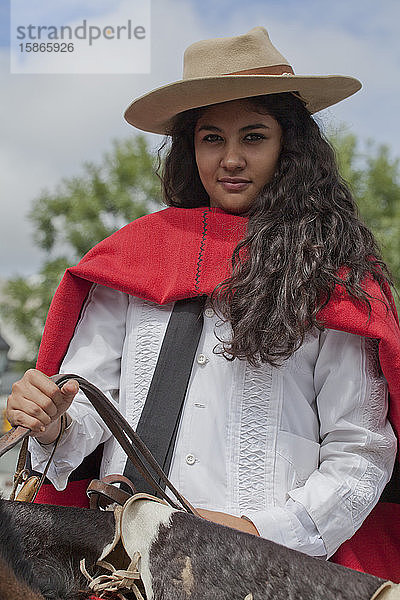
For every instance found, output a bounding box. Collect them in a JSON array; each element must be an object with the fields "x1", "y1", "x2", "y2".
[{"x1": 35, "y1": 207, "x2": 400, "y2": 581}]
